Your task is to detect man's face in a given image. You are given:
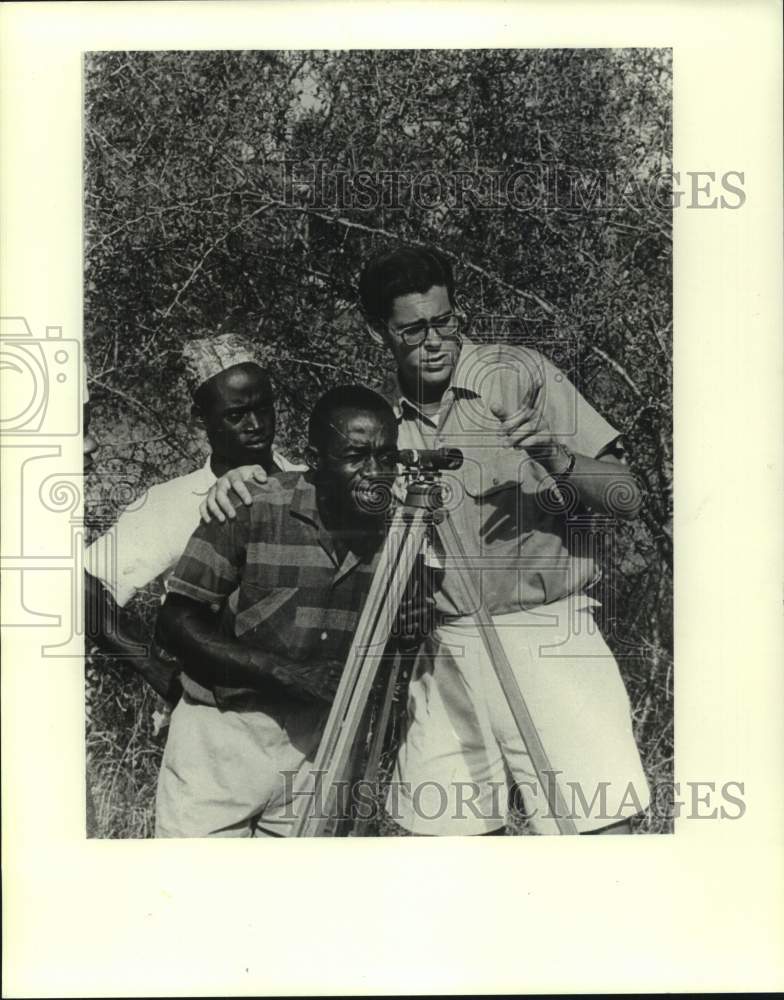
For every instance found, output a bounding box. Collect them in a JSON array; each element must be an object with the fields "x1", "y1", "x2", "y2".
[
  {"x1": 319, "y1": 408, "x2": 398, "y2": 521},
  {"x1": 199, "y1": 363, "x2": 276, "y2": 466},
  {"x1": 380, "y1": 284, "x2": 461, "y2": 404}
]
